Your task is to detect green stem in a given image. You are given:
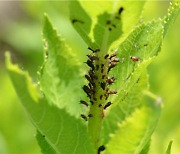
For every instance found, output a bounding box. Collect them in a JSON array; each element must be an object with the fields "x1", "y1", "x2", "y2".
[{"x1": 88, "y1": 51, "x2": 109, "y2": 149}]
